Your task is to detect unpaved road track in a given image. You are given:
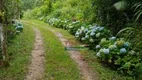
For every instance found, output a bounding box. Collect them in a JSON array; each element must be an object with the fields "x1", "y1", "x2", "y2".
[
  {"x1": 25, "y1": 28, "x2": 45, "y2": 80},
  {"x1": 50, "y1": 29, "x2": 97, "y2": 80}
]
